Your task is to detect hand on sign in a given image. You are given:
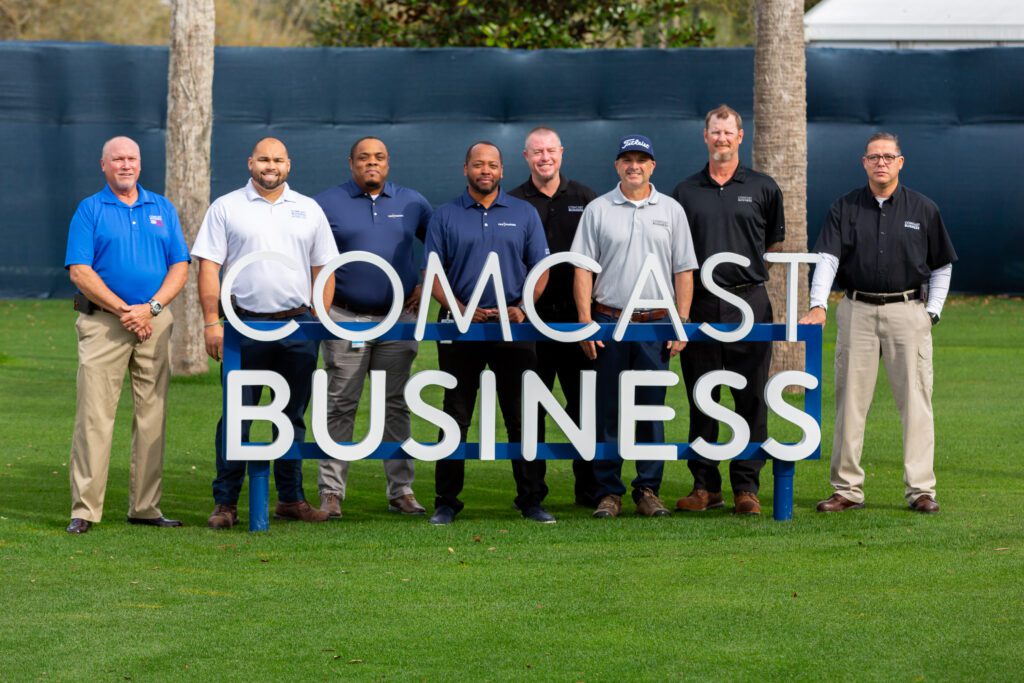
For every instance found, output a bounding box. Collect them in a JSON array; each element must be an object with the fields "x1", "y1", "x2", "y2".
[
  {"x1": 507, "y1": 306, "x2": 526, "y2": 324},
  {"x1": 473, "y1": 307, "x2": 495, "y2": 323},
  {"x1": 666, "y1": 339, "x2": 686, "y2": 358},
  {"x1": 579, "y1": 339, "x2": 604, "y2": 360},
  {"x1": 798, "y1": 307, "x2": 827, "y2": 327},
  {"x1": 404, "y1": 285, "x2": 422, "y2": 315},
  {"x1": 204, "y1": 324, "x2": 224, "y2": 362}
]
